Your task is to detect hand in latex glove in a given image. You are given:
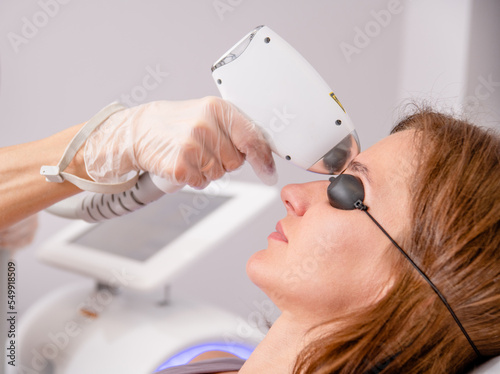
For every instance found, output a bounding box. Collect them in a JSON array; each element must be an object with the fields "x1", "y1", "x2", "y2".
[
  {"x1": 84, "y1": 97, "x2": 277, "y2": 189},
  {"x1": 0, "y1": 215, "x2": 38, "y2": 250}
]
